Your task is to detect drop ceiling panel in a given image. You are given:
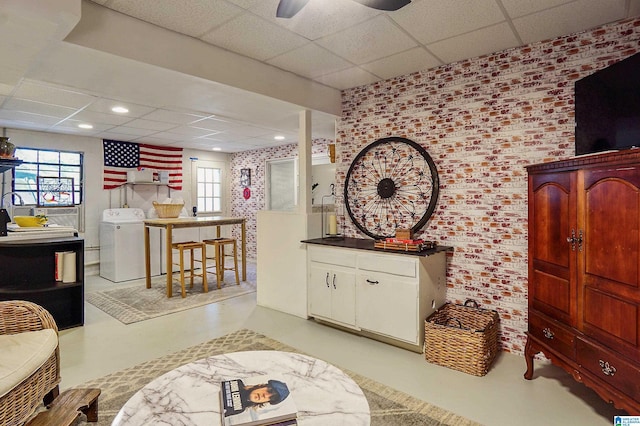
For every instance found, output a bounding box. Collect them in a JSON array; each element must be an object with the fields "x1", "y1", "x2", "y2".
[
  {"x1": 121, "y1": 118, "x2": 178, "y2": 131},
  {"x1": 71, "y1": 109, "x2": 133, "y2": 126},
  {"x1": 317, "y1": 67, "x2": 380, "y2": 91},
  {"x1": 391, "y1": 0, "x2": 507, "y2": 45},
  {"x1": 428, "y1": 23, "x2": 521, "y2": 65},
  {"x1": 104, "y1": 0, "x2": 245, "y2": 37},
  {"x1": 3, "y1": 98, "x2": 77, "y2": 119},
  {"x1": 85, "y1": 98, "x2": 157, "y2": 117},
  {"x1": 267, "y1": 43, "x2": 353, "y2": 79},
  {"x1": 316, "y1": 15, "x2": 418, "y2": 65},
  {"x1": 201, "y1": 13, "x2": 309, "y2": 61},
  {"x1": 500, "y1": 0, "x2": 575, "y2": 18},
  {"x1": 12, "y1": 81, "x2": 97, "y2": 109},
  {"x1": 361, "y1": 47, "x2": 441, "y2": 80},
  {"x1": 141, "y1": 109, "x2": 210, "y2": 125},
  {"x1": 513, "y1": 0, "x2": 628, "y2": 44}
]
